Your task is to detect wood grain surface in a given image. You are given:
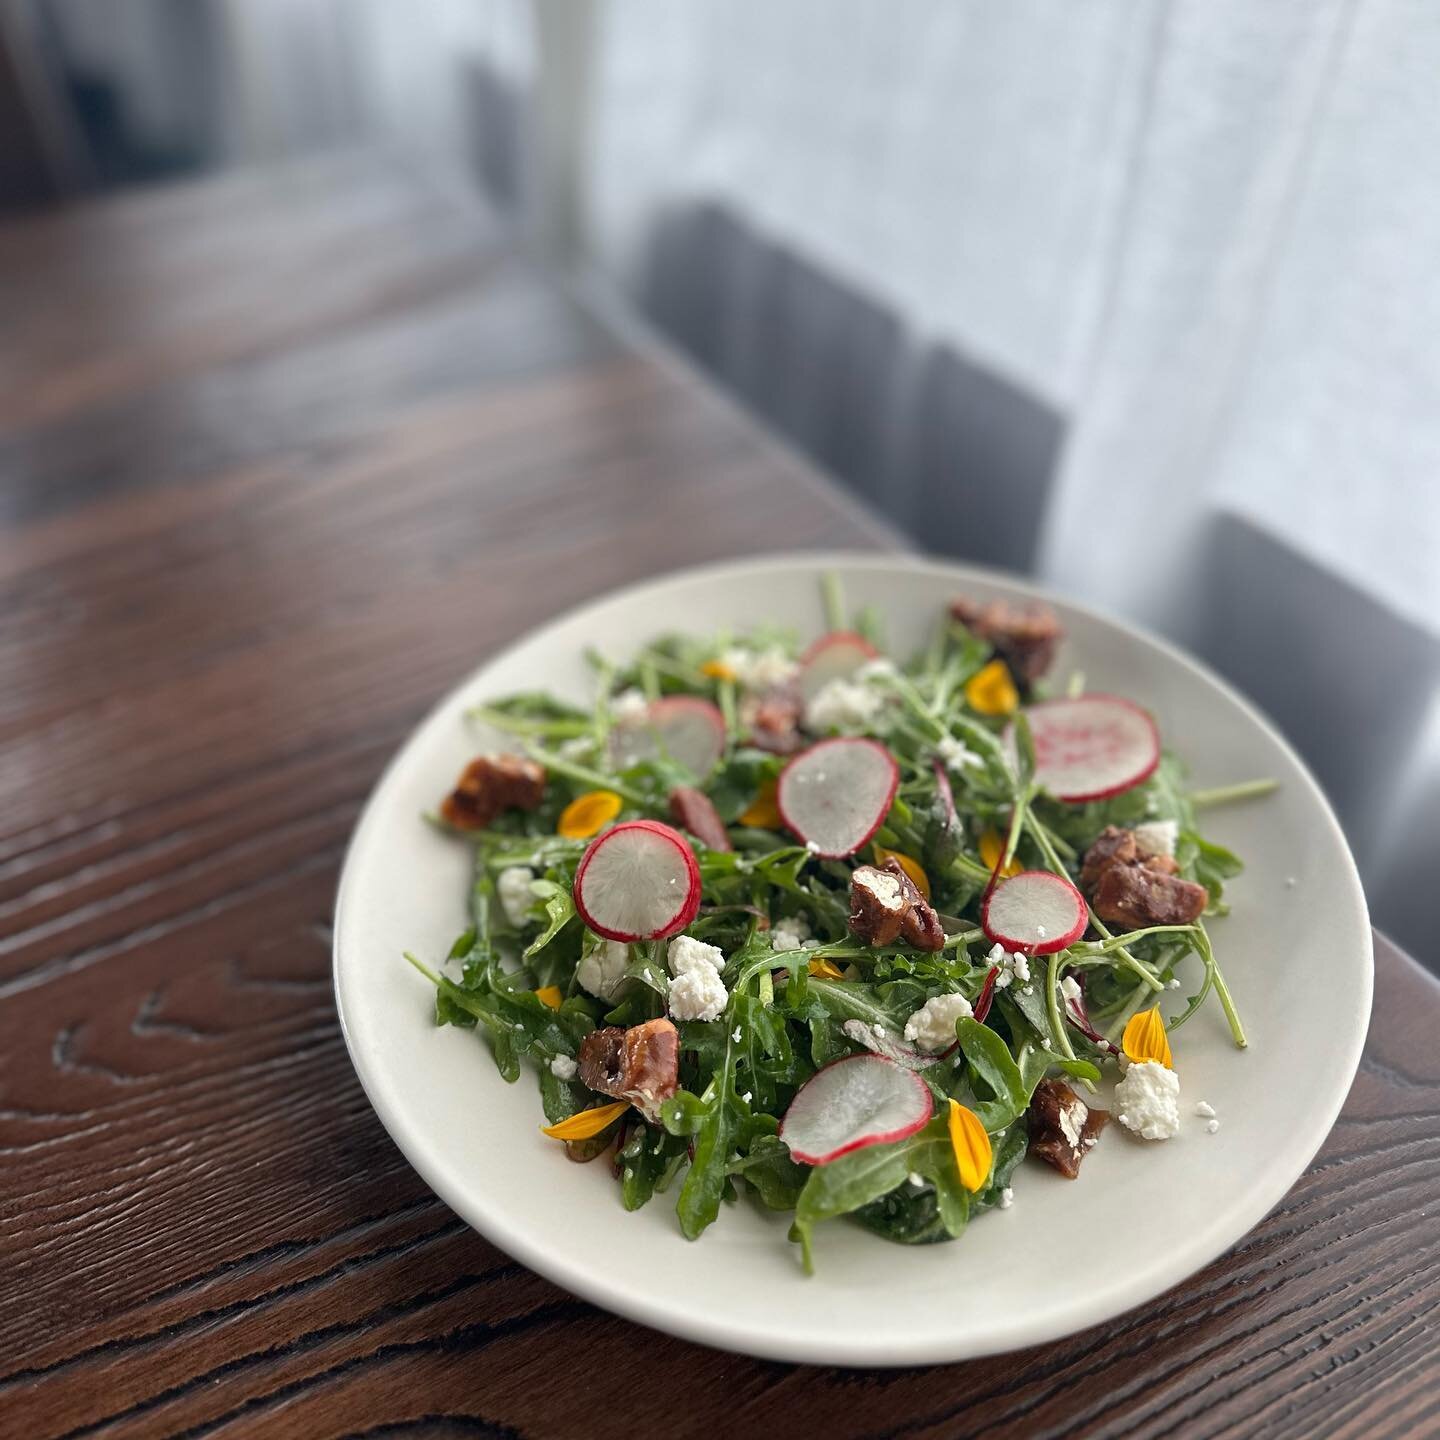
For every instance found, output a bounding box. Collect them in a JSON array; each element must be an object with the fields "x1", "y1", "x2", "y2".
[{"x1": 1, "y1": 156, "x2": 1436, "y2": 1440}]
